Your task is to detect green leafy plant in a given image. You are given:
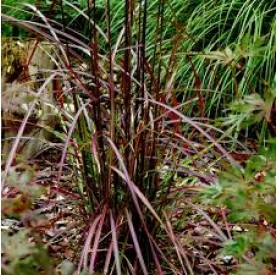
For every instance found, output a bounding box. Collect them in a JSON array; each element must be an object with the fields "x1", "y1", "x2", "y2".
[
  {"x1": 2, "y1": 230, "x2": 54, "y2": 275},
  {"x1": 220, "y1": 82, "x2": 276, "y2": 140},
  {"x1": 200, "y1": 140, "x2": 275, "y2": 273},
  {"x1": 1, "y1": 165, "x2": 55, "y2": 275}
]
